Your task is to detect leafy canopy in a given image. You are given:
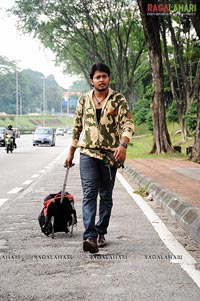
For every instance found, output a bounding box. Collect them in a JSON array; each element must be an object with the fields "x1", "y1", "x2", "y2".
[{"x1": 11, "y1": 0, "x2": 147, "y2": 103}]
